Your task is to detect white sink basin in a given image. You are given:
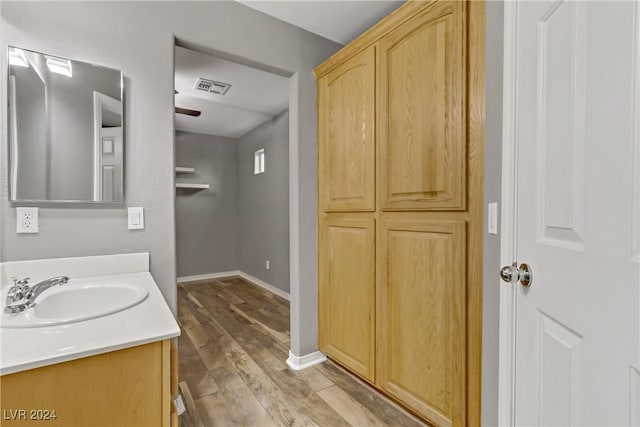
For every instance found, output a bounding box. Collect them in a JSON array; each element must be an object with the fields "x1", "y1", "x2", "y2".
[{"x1": 1, "y1": 283, "x2": 148, "y2": 328}]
